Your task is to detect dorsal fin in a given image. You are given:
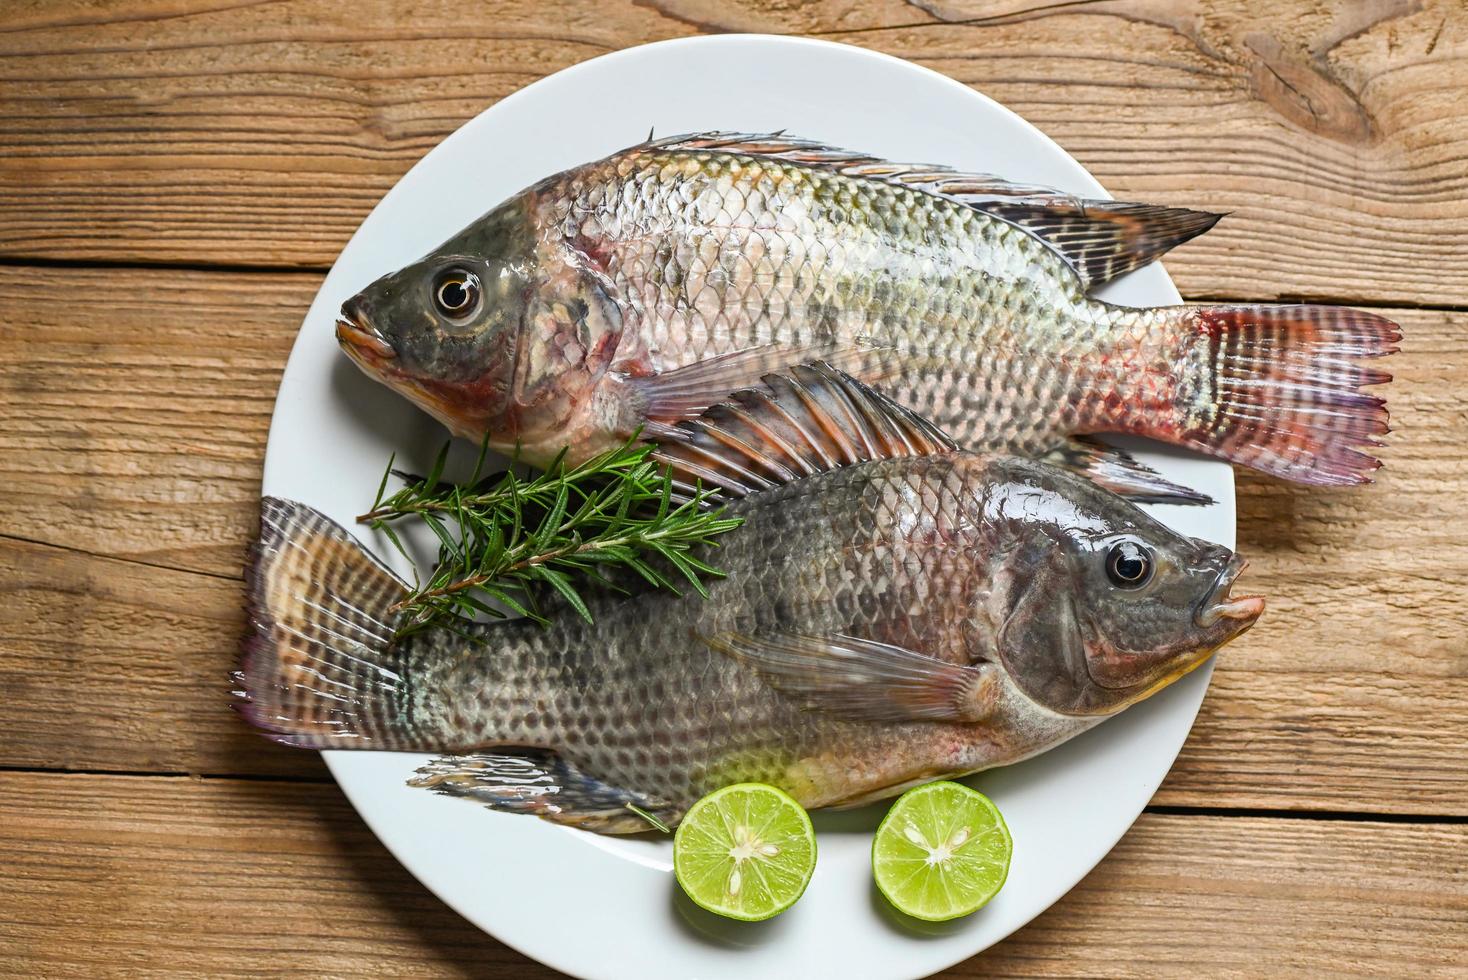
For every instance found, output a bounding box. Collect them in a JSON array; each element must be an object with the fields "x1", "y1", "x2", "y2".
[
  {"x1": 648, "y1": 362, "x2": 956, "y2": 499},
  {"x1": 645, "y1": 132, "x2": 1222, "y2": 291}
]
